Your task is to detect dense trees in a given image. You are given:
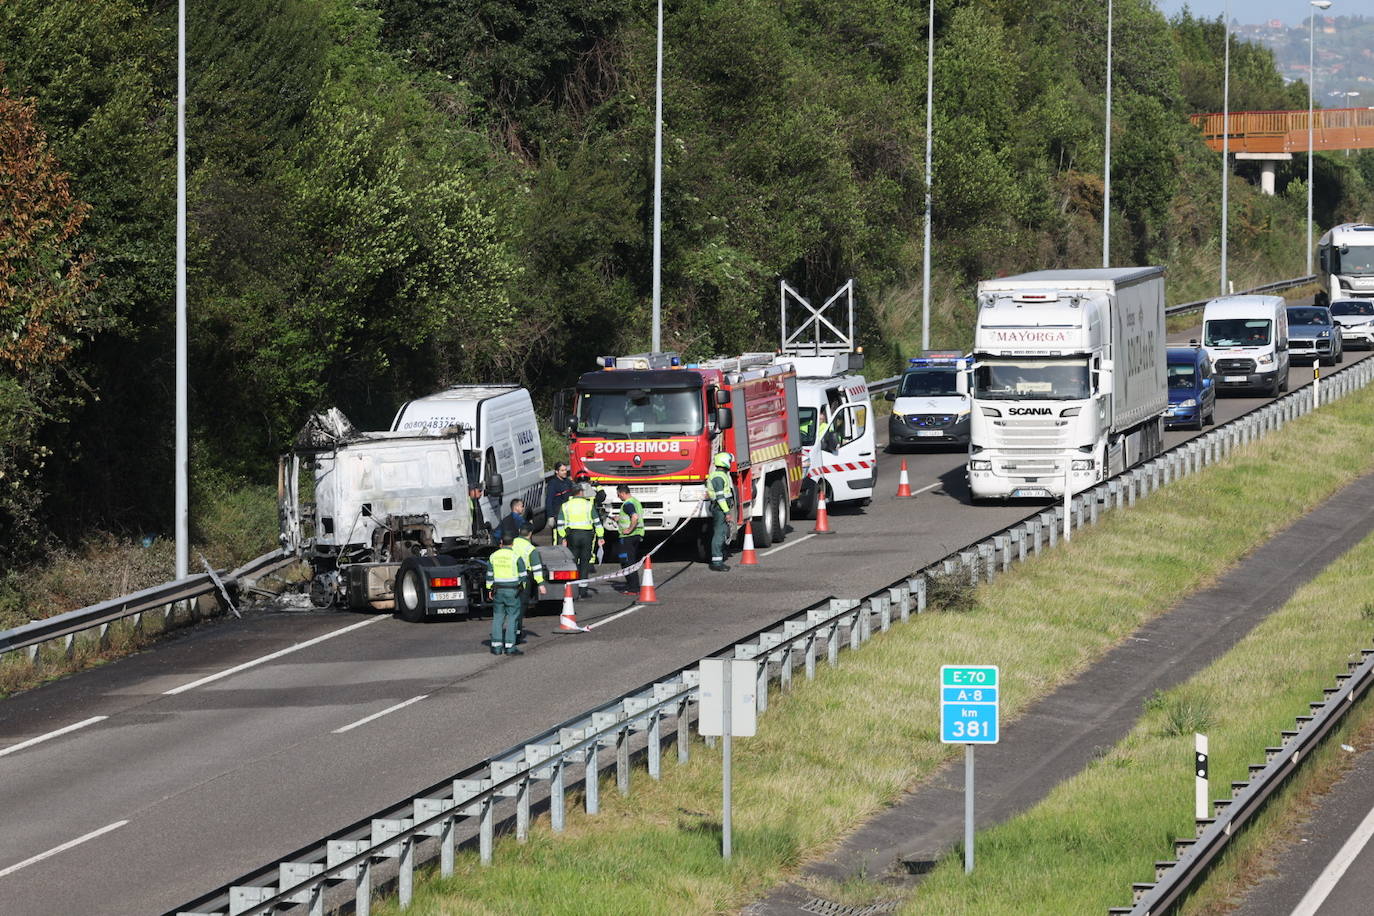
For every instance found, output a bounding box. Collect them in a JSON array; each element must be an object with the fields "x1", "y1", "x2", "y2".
[{"x1": 1, "y1": 0, "x2": 1372, "y2": 565}]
